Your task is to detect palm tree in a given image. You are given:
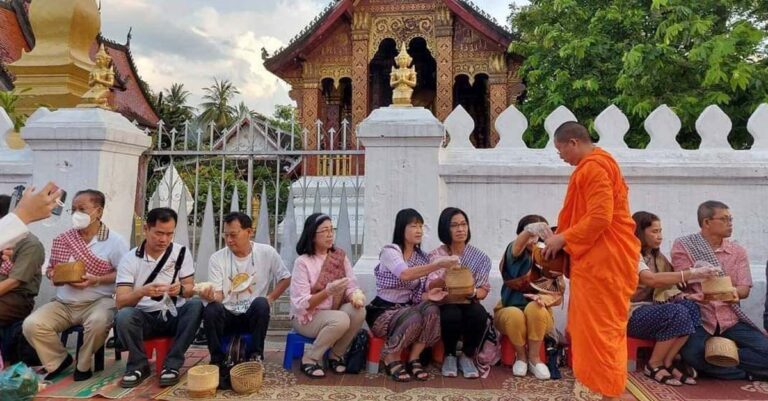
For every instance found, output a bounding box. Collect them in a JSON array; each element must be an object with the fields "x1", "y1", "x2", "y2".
[
  {"x1": 236, "y1": 101, "x2": 259, "y2": 121},
  {"x1": 198, "y1": 78, "x2": 240, "y2": 133},
  {"x1": 158, "y1": 83, "x2": 195, "y2": 131}
]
